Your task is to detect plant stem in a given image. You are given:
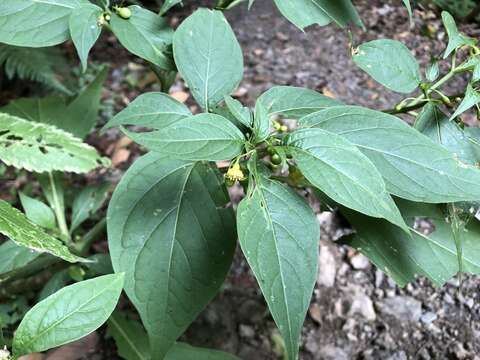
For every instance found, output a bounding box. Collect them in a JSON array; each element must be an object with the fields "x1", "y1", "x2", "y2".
[
  {"x1": 48, "y1": 172, "x2": 70, "y2": 243},
  {"x1": 74, "y1": 218, "x2": 107, "y2": 256}
]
